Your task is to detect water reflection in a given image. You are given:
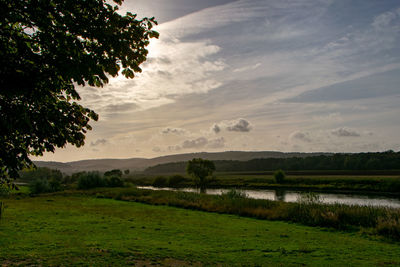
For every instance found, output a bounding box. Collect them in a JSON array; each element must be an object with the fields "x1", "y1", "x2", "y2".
[
  {"x1": 274, "y1": 189, "x2": 285, "y2": 201},
  {"x1": 137, "y1": 186, "x2": 400, "y2": 208}
]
